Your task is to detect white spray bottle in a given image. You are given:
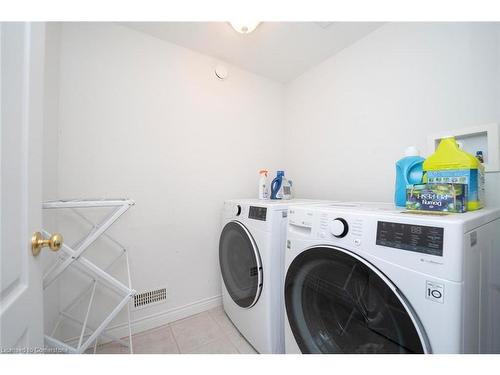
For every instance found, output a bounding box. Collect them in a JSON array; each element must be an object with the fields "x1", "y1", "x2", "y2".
[{"x1": 258, "y1": 169, "x2": 269, "y2": 200}]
